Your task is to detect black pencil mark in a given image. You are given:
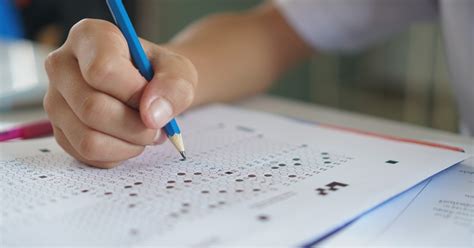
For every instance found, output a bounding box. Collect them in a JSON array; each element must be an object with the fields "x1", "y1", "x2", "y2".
[
  {"x1": 236, "y1": 126, "x2": 255, "y2": 133},
  {"x1": 257, "y1": 215, "x2": 269, "y2": 221}
]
